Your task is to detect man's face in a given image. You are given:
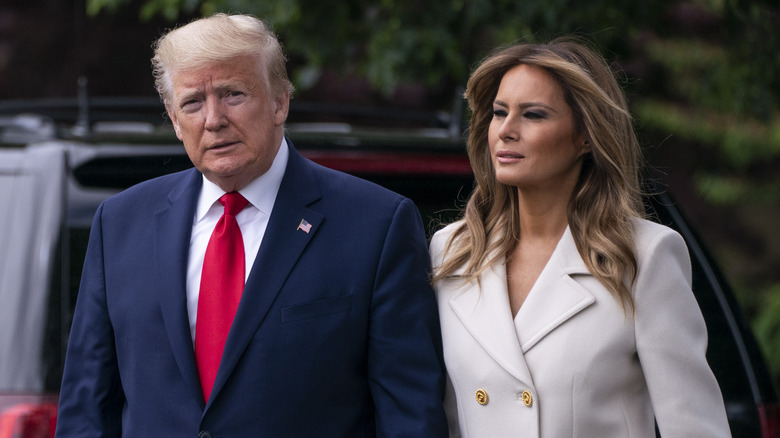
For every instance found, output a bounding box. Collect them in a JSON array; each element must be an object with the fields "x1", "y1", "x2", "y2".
[{"x1": 166, "y1": 54, "x2": 289, "y2": 192}]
